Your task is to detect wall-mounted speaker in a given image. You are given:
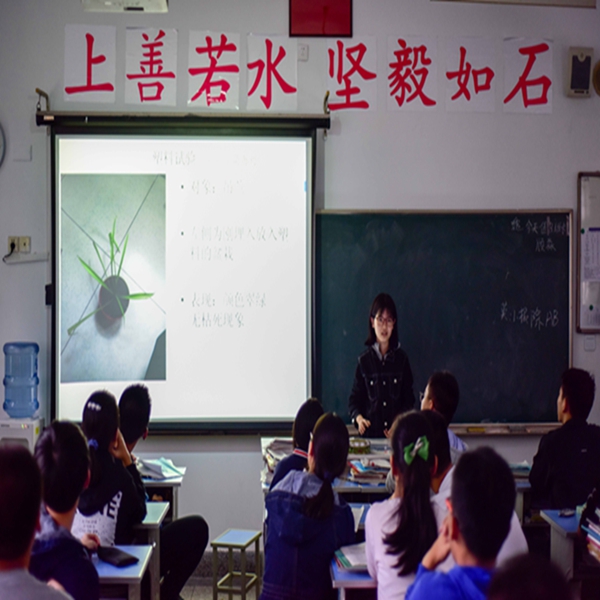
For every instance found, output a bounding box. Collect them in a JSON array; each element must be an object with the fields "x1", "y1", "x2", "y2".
[{"x1": 567, "y1": 47, "x2": 593, "y2": 97}]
